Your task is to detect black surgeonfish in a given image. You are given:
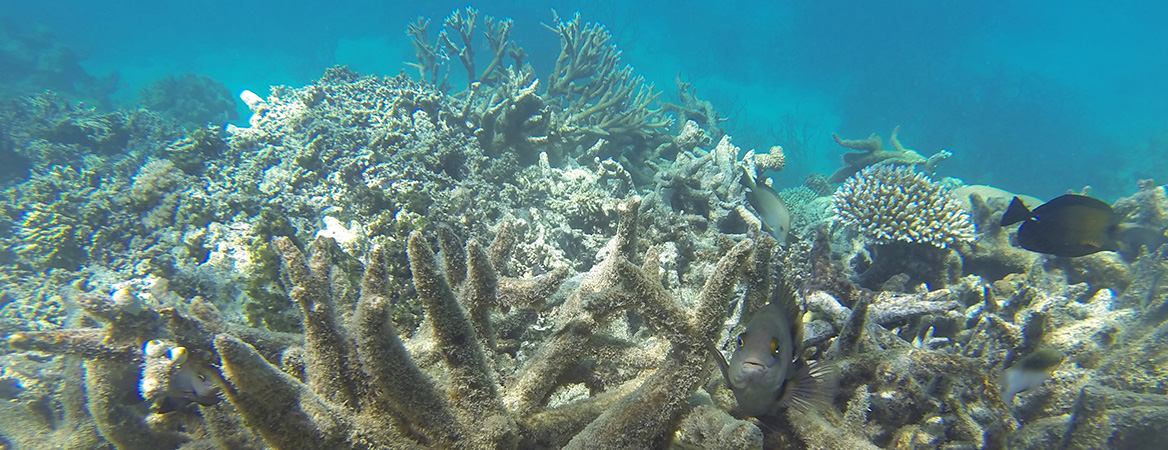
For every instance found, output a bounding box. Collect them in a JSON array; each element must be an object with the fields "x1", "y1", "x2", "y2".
[
  {"x1": 709, "y1": 283, "x2": 831, "y2": 417},
  {"x1": 1000, "y1": 194, "x2": 1120, "y2": 257}
]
